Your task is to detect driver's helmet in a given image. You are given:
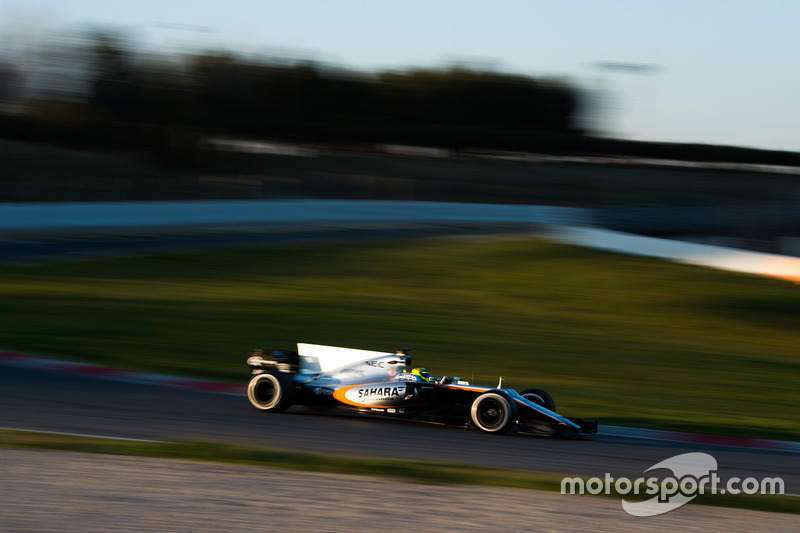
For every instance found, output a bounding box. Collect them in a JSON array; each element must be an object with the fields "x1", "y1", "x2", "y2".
[{"x1": 411, "y1": 367, "x2": 432, "y2": 382}]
